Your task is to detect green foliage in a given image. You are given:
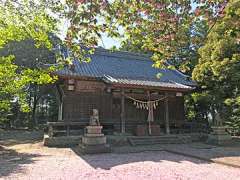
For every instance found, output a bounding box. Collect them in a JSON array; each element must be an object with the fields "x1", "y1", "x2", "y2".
[
  {"x1": 0, "y1": 0, "x2": 58, "y2": 124},
  {"x1": 0, "y1": 54, "x2": 57, "y2": 123},
  {"x1": 185, "y1": 92, "x2": 212, "y2": 121},
  {"x1": 192, "y1": 0, "x2": 240, "y2": 126},
  {"x1": 0, "y1": 0, "x2": 57, "y2": 49},
  {"x1": 0, "y1": 56, "x2": 19, "y2": 112}
]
